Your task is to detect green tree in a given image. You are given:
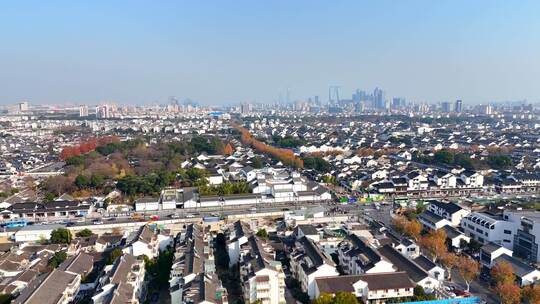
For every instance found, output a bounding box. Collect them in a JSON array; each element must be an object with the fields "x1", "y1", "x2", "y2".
[
  {"x1": 44, "y1": 192, "x2": 56, "y2": 202},
  {"x1": 76, "y1": 228, "x2": 93, "y2": 237},
  {"x1": 106, "y1": 248, "x2": 123, "y2": 265},
  {"x1": 303, "y1": 156, "x2": 332, "y2": 173},
  {"x1": 0, "y1": 294, "x2": 13, "y2": 304},
  {"x1": 186, "y1": 168, "x2": 208, "y2": 181},
  {"x1": 50, "y1": 228, "x2": 72, "y2": 244},
  {"x1": 487, "y1": 154, "x2": 512, "y2": 170},
  {"x1": 49, "y1": 251, "x2": 68, "y2": 268},
  {"x1": 90, "y1": 174, "x2": 105, "y2": 188},
  {"x1": 413, "y1": 285, "x2": 436, "y2": 301},
  {"x1": 65, "y1": 155, "x2": 85, "y2": 167},
  {"x1": 312, "y1": 293, "x2": 334, "y2": 304},
  {"x1": 333, "y1": 292, "x2": 359, "y2": 304},
  {"x1": 75, "y1": 174, "x2": 90, "y2": 188},
  {"x1": 256, "y1": 229, "x2": 269, "y2": 240},
  {"x1": 251, "y1": 157, "x2": 263, "y2": 169},
  {"x1": 434, "y1": 149, "x2": 454, "y2": 164}
]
